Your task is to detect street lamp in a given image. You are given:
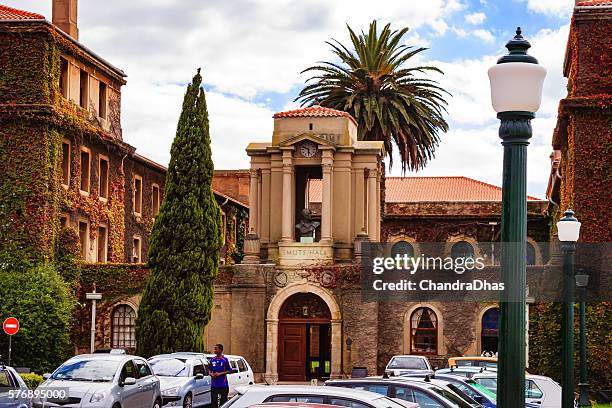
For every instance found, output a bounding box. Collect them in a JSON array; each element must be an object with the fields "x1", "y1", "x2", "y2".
[
  {"x1": 488, "y1": 27, "x2": 546, "y2": 408},
  {"x1": 85, "y1": 284, "x2": 102, "y2": 353},
  {"x1": 557, "y1": 210, "x2": 583, "y2": 408},
  {"x1": 575, "y1": 270, "x2": 591, "y2": 407}
]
